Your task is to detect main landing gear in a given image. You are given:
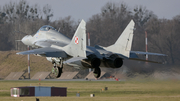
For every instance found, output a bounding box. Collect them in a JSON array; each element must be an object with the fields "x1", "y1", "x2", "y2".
[
  {"x1": 52, "y1": 58, "x2": 63, "y2": 78},
  {"x1": 93, "y1": 67, "x2": 101, "y2": 78}
]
